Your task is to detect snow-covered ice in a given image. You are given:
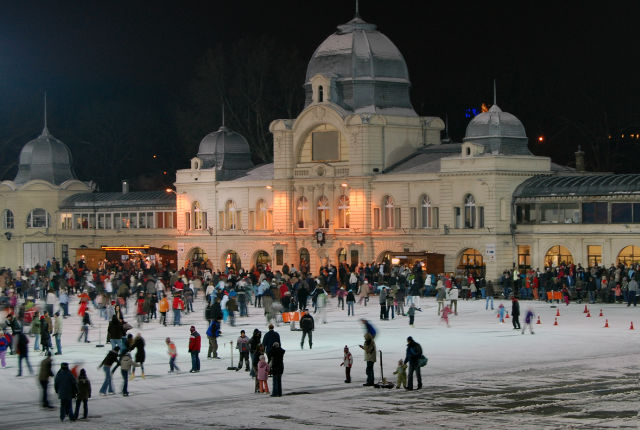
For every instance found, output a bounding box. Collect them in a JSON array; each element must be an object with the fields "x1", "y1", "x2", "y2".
[{"x1": 1, "y1": 296, "x2": 639, "y2": 429}]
